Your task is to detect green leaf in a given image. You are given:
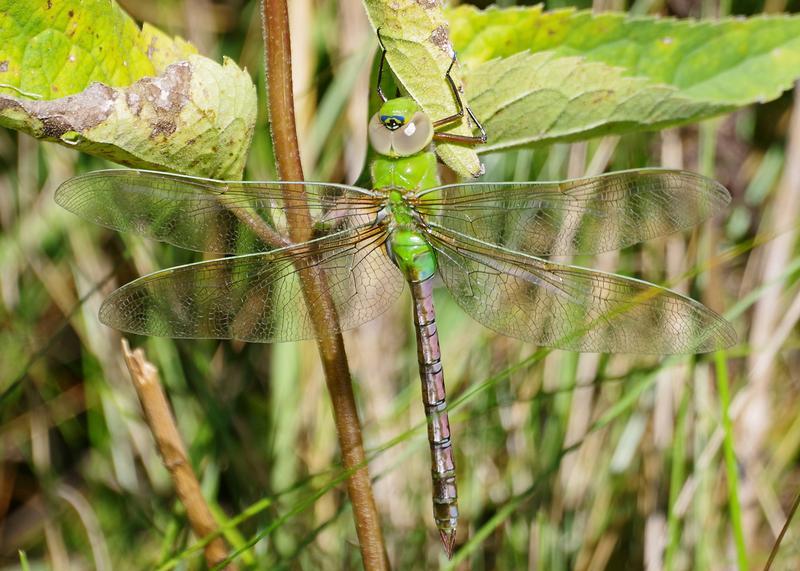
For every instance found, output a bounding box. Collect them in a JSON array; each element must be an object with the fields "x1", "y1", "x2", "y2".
[
  {"x1": 465, "y1": 50, "x2": 722, "y2": 152},
  {"x1": 362, "y1": 0, "x2": 483, "y2": 178},
  {"x1": 0, "y1": 0, "x2": 256, "y2": 179},
  {"x1": 446, "y1": 5, "x2": 800, "y2": 151}
]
